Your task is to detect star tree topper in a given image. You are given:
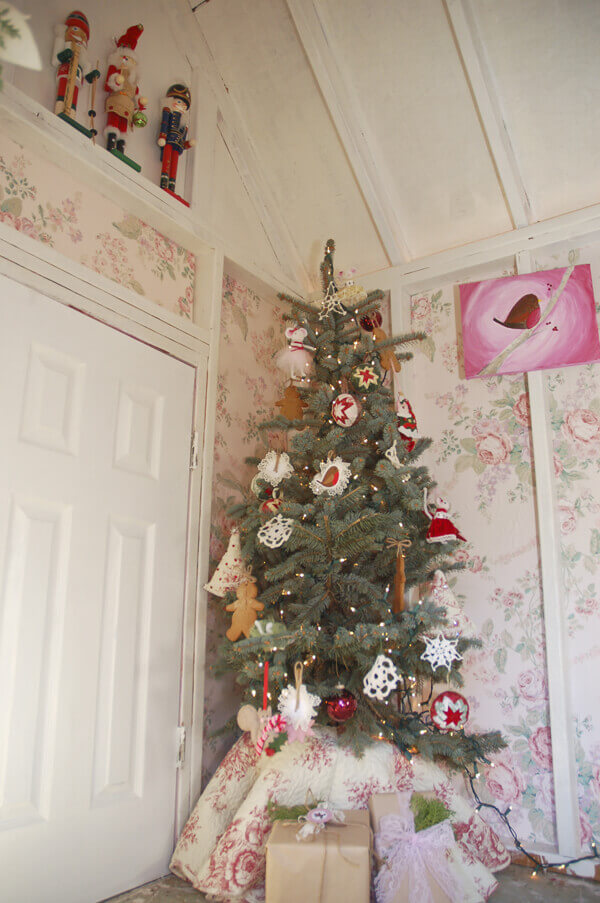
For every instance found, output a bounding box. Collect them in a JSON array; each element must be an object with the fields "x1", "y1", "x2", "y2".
[
  {"x1": 420, "y1": 632, "x2": 462, "y2": 673},
  {"x1": 318, "y1": 284, "x2": 347, "y2": 320}
]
